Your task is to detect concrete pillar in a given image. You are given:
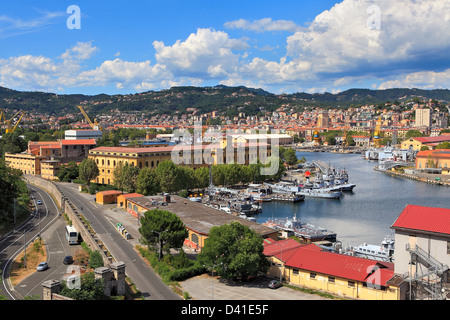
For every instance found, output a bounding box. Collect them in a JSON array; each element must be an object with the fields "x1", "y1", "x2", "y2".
[
  {"x1": 42, "y1": 280, "x2": 61, "y2": 300},
  {"x1": 110, "y1": 261, "x2": 126, "y2": 296},
  {"x1": 95, "y1": 266, "x2": 113, "y2": 296}
]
